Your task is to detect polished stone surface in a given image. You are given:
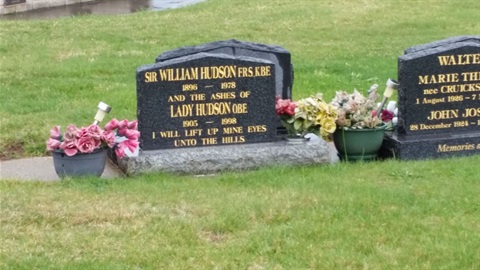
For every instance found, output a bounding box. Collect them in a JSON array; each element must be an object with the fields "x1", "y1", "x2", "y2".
[
  {"x1": 397, "y1": 37, "x2": 480, "y2": 136},
  {"x1": 137, "y1": 53, "x2": 277, "y2": 150},
  {"x1": 381, "y1": 36, "x2": 480, "y2": 160}
]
